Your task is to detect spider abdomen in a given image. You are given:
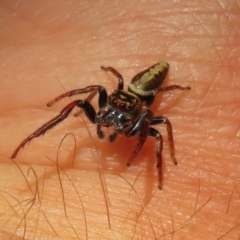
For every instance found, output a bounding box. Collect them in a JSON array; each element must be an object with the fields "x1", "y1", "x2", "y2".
[{"x1": 128, "y1": 62, "x2": 169, "y2": 106}]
